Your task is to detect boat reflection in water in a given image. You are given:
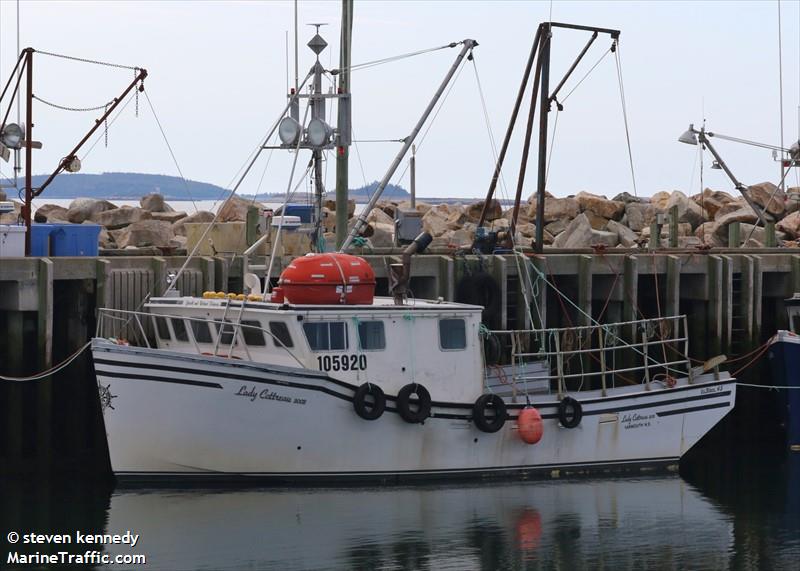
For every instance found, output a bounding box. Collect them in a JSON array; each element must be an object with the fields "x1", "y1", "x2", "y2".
[{"x1": 102, "y1": 477, "x2": 733, "y2": 570}]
